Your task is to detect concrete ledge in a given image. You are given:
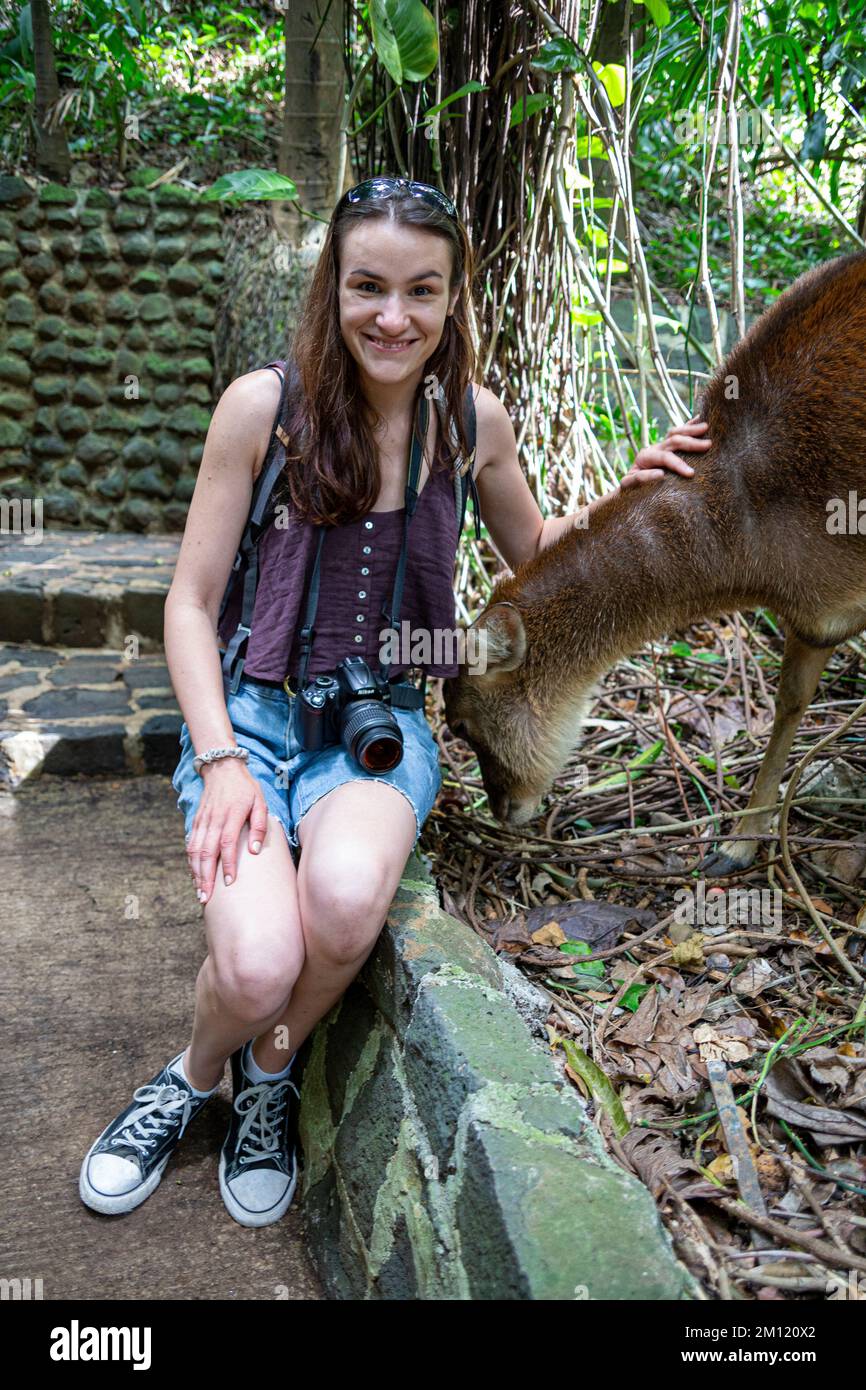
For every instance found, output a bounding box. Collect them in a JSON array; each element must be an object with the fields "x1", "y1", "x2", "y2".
[
  {"x1": 0, "y1": 642, "x2": 181, "y2": 785},
  {"x1": 0, "y1": 530, "x2": 178, "y2": 648},
  {"x1": 298, "y1": 852, "x2": 698, "y2": 1300}
]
